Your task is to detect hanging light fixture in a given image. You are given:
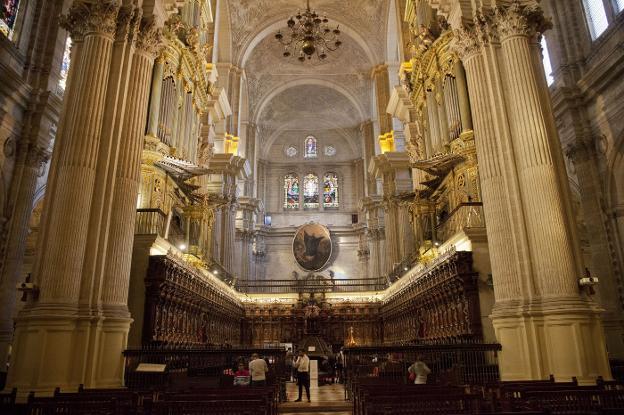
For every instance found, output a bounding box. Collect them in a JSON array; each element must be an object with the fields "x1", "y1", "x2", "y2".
[{"x1": 274, "y1": 0, "x2": 342, "y2": 61}]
